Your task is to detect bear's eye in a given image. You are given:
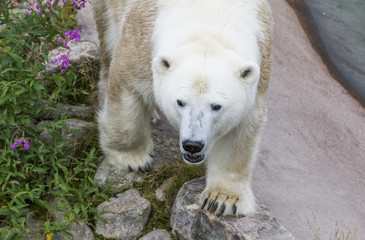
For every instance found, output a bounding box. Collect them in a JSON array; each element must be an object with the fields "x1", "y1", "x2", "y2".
[
  {"x1": 177, "y1": 100, "x2": 185, "y2": 107},
  {"x1": 211, "y1": 104, "x2": 222, "y2": 111}
]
